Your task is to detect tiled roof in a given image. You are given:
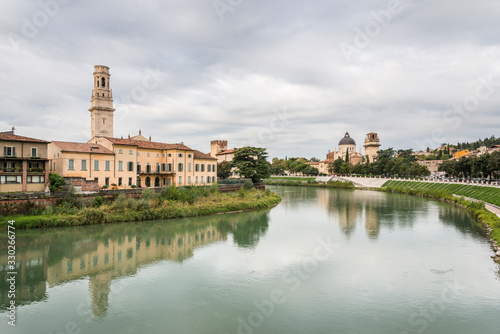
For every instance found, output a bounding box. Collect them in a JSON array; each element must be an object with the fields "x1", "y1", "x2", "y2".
[
  {"x1": 305, "y1": 162, "x2": 320, "y2": 165},
  {"x1": 193, "y1": 150, "x2": 217, "y2": 160},
  {"x1": 0, "y1": 133, "x2": 49, "y2": 143},
  {"x1": 216, "y1": 148, "x2": 237, "y2": 155},
  {"x1": 51, "y1": 141, "x2": 114, "y2": 154},
  {"x1": 104, "y1": 137, "x2": 193, "y2": 151}
]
